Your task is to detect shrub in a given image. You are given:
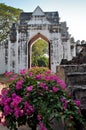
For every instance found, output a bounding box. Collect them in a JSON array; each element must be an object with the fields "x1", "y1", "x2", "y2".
[{"x1": 0, "y1": 67, "x2": 85, "y2": 130}]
